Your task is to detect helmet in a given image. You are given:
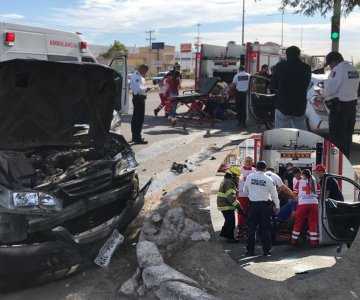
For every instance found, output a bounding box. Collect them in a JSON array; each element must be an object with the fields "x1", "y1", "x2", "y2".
[
  {"x1": 173, "y1": 62, "x2": 181, "y2": 69},
  {"x1": 227, "y1": 166, "x2": 241, "y2": 177}
]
